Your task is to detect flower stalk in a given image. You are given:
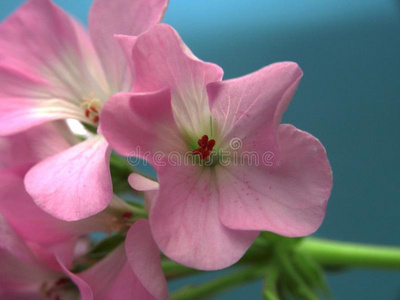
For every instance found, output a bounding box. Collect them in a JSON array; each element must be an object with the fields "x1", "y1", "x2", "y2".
[
  {"x1": 300, "y1": 238, "x2": 400, "y2": 270},
  {"x1": 168, "y1": 237, "x2": 400, "y2": 300}
]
